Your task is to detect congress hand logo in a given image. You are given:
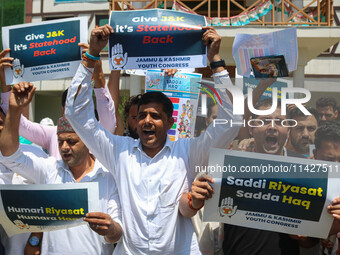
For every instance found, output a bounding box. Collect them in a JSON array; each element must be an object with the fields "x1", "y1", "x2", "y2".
[
  {"x1": 12, "y1": 58, "x2": 24, "y2": 78},
  {"x1": 111, "y1": 43, "x2": 128, "y2": 69},
  {"x1": 219, "y1": 197, "x2": 238, "y2": 217},
  {"x1": 14, "y1": 219, "x2": 29, "y2": 229}
]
